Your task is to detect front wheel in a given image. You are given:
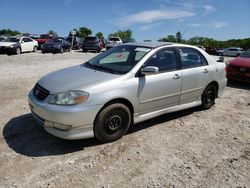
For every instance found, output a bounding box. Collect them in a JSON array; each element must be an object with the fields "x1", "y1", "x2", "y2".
[
  {"x1": 94, "y1": 103, "x2": 131, "y2": 142},
  {"x1": 201, "y1": 85, "x2": 217, "y2": 109},
  {"x1": 15, "y1": 47, "x2": 21, "y2": 55}
]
